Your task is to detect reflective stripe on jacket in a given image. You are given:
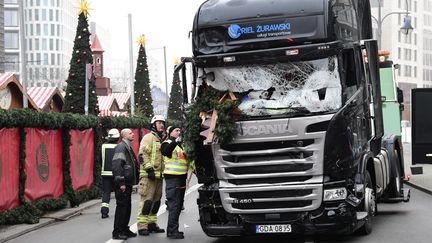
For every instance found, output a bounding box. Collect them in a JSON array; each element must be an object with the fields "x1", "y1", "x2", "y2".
[{"x1": 101, "y1": 143, "x2": 117, "y2": 176}]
